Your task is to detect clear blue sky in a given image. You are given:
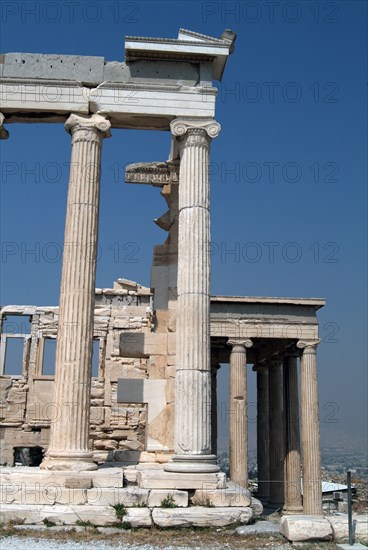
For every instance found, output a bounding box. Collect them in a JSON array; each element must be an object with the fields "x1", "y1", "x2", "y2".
[{"x1": 1, "y1": 1, "x2": 367, "y2": 452}]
